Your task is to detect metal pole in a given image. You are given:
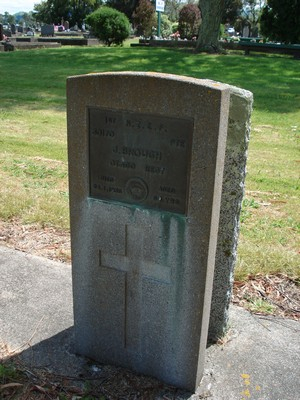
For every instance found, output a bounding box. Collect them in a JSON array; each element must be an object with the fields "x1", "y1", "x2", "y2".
[{"x1": 157, "y1": 11, "x2": 161, "y2": 38}]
